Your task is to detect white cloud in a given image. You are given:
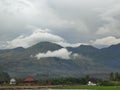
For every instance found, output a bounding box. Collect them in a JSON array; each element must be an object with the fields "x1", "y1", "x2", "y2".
[
  {"x1": 6, "y1": 28, "x2": 64, "y2": 48},
  {"x1": 91, "y1": 36, "x2": 120, "y2": 46},
  {"x1": 1, "y1": 0, "x2": 120, "y2": 48},
  {"x1": 35, "y1": 48, "x2": 72, "y2": 60},
  {"x1": 96, "y1": 3, "x2": 120, "y2": 36},
  {"x1": 0, "y1": 0, "x2": 38, "y2": 19},
  {"x1": 71, "y1": 53, "x2": 79, "y2": 59},
  {"x1": 0, "y1": 27, "x2": 84, "y2": 49},
  {"x1": 96, "y1": 27, "x2": 110, "y2": 35},
  {"x1": 57, "y1": 42, "x2": 83, "y2": 48}
]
